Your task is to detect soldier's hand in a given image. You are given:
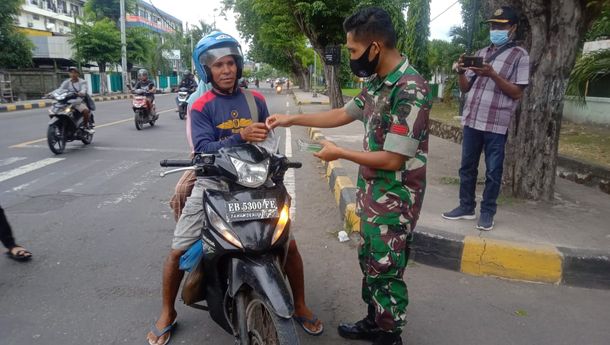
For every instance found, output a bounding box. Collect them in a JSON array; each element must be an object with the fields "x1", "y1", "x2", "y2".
[
  {"x1": 313, "y1": 140, "x2": 342, "y2": 162},
  {"x1": 240, "y1": 122, "x2": 268, "y2": 142},
  {"x1": 266, "y1": 114, "x2": 293, "y2": 129}
]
